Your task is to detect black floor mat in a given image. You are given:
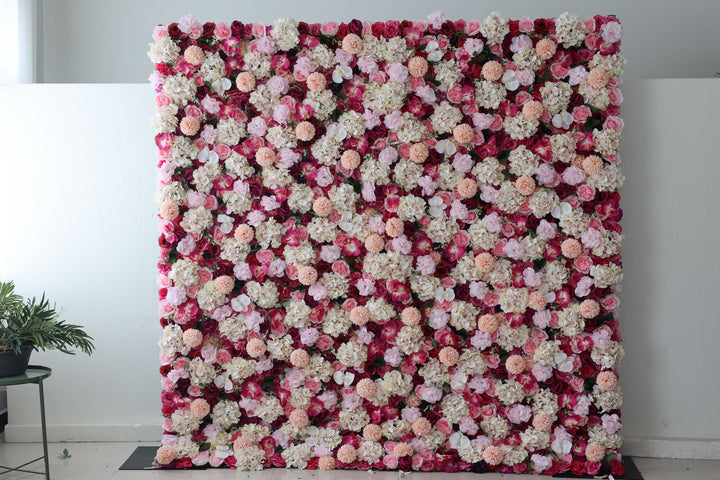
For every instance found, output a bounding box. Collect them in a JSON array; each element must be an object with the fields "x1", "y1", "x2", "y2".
[
  {"x1": 119, "y1": 446, "x2": 159, "y2": 470},
  {"x1": 119, "y1": 446, "x2": 642, "y2": 478}
]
